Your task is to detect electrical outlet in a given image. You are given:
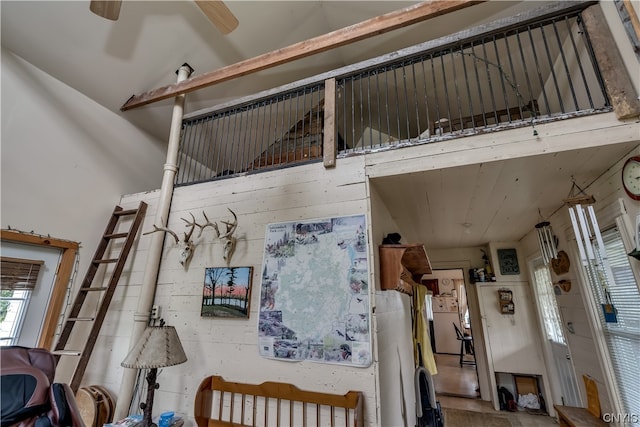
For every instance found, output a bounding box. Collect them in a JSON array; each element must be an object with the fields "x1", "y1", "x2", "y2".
[{"x1": 151, "y1": 305, "x2": 160, "y2": 319}]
